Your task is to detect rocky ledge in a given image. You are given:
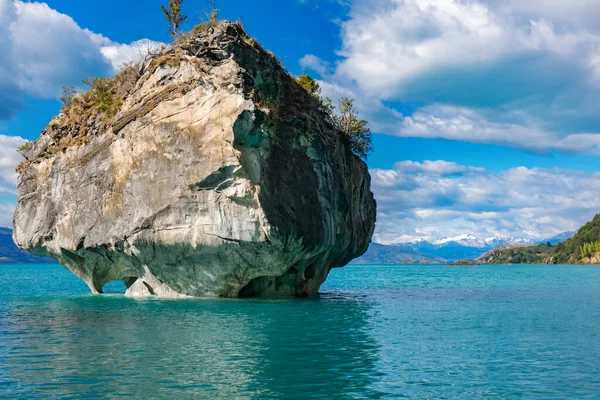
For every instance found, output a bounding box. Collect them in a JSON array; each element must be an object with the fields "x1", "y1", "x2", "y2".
[{"x1": 13, "y1": 21, "x2": 376, "y2": 298}]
